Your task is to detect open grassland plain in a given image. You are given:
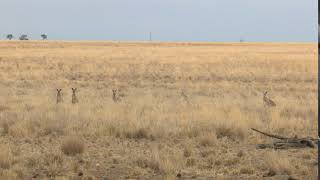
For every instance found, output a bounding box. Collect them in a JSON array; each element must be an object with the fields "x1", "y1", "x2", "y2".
[{"x1": 0, "y1": 41, "x2": 317, "y2": 179}]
